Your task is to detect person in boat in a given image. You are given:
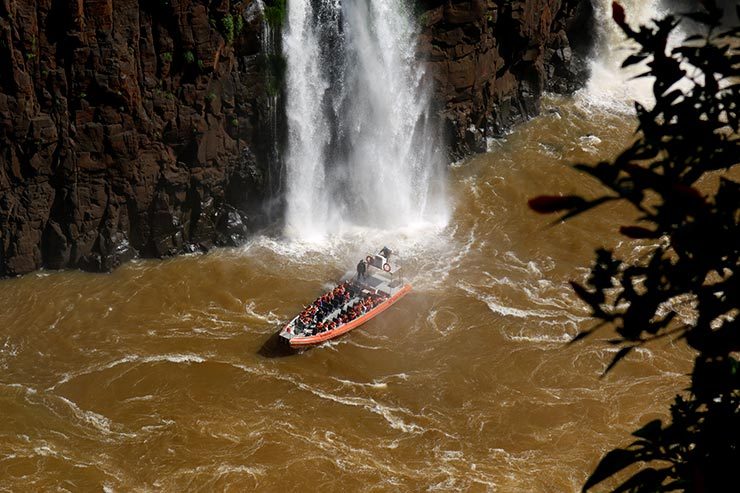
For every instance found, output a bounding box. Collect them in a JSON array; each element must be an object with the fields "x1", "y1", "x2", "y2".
[
  {"x1": 356, "y1": 259, "x2": 367, "y2": 281},
  {"x1": 380, "y1": 246, "x2": 392, "y2": 259}
]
